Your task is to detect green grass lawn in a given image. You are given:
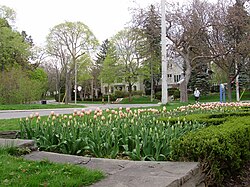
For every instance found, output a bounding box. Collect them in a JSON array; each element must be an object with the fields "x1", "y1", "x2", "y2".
[
  {"x1": 0, "y1": 148, "x2": 104, "y2": 186},
  {"x1": 119, "y1": 96, "x2": 159, "y2": 104},
  {"x1": 0, "y1": 104, "x2": 83, "y2": 110},
  {"x1": 188, "y1": 90, "x2": 250, "y2": 103},
  {"x1": 0, "y1": 118, "x2": 21, "y2": 131}
]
